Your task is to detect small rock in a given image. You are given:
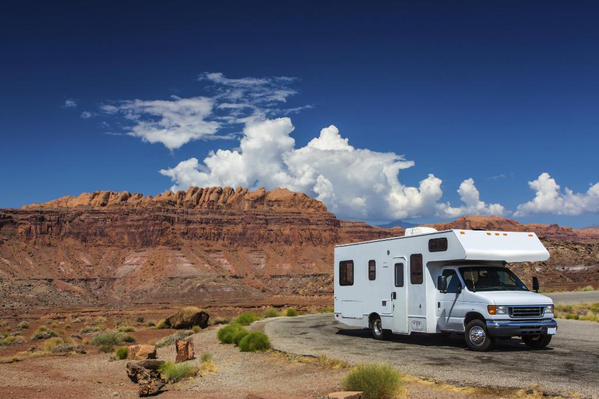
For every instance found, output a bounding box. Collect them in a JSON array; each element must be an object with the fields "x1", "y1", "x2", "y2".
[
  {"x1": 126, "y1": 360, "x2": 166, "y2": 397},
  {"x1": 127, "y1": 344, "x2": 157, "y2": 360},
  {"x1": 175, "y1": 339, "x2": 195, "y2": 363}
]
